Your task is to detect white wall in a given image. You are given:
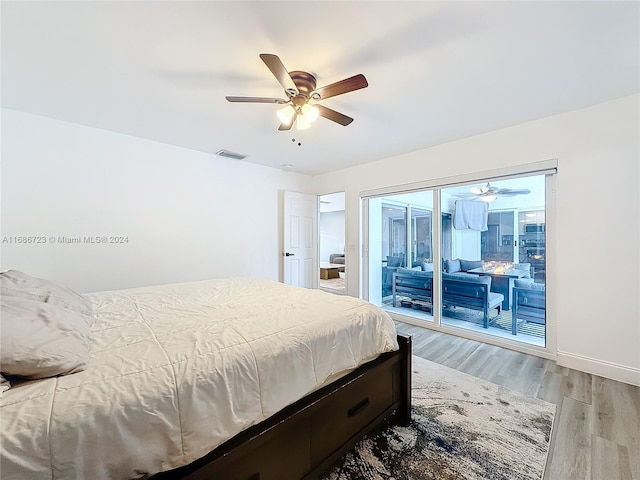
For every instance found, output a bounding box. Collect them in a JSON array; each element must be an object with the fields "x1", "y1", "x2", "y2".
[
  {"x1": 454, "y1": 230, "x2": 482, "y2": 260},
  {"x1": 314, "y1": 94, "x2": 640, "y2": 386},
  {"x1": 1, "y1": 109, "x2": 313, "y2": 292},
  {"x1": 319, "y1": 210, "x2": 345, "y2": 262}
]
